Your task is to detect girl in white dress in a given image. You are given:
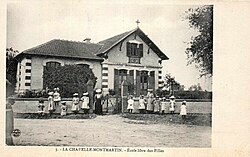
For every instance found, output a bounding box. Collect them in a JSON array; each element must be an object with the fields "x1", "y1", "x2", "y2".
[
  {"x1": 127, "y1": 96, "x2": 134, "y2": 113},
  {"x1": 53, "y1": 88, "x2": 61, "y2": 108},
  {"x1": 47, "y1": 92, "x2": 55, "y2": 115},
  {"x1": 71, "y1": 93, "x2": 80, "y2": 114},
  {"x1": 81, "y1": 92, "x2": 90, "y2": 114},
  {"x1": 138, "y1": 95, "x2": 146, "y2": 114},
  {"x1": 160, "y1": 97, "x2": 167, "y2": 115},
  {"x1": 60, "y1": 101, "x2": 67, "y2": 116},
  {"x1": 169, "y1": 95, "x2": 176, "y2": 114},
  {"x1": 180, "y1": 101, "x2": 187, "y2": 122},
  {"x1": 38, "y1": 100, "x2": 45, "y2": 116}
]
